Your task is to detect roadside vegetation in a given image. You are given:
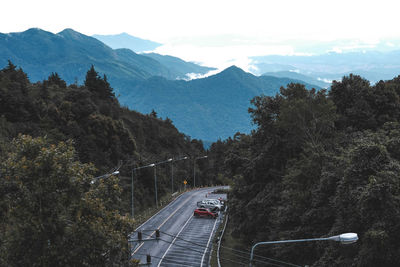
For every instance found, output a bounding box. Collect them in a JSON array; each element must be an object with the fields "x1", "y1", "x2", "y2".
[
  {"x1": 2, "y1": 59, "x2": 400, "y2": 266},
  {"x1": 0, "y1": 62, "x2": 213, "y2": 265},
  {"x1": 208, "y1": 77, "x2": 400, "y2": 266}
]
